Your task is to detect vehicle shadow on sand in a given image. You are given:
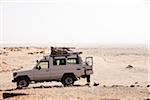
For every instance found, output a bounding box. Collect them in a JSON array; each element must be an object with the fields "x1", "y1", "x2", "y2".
[
  {"x1": 1, "y1": 84, "x2": 90, "y2": 92},
  {"x1": 1, "y1": 84, "x2": 93, "y2": 99}
]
